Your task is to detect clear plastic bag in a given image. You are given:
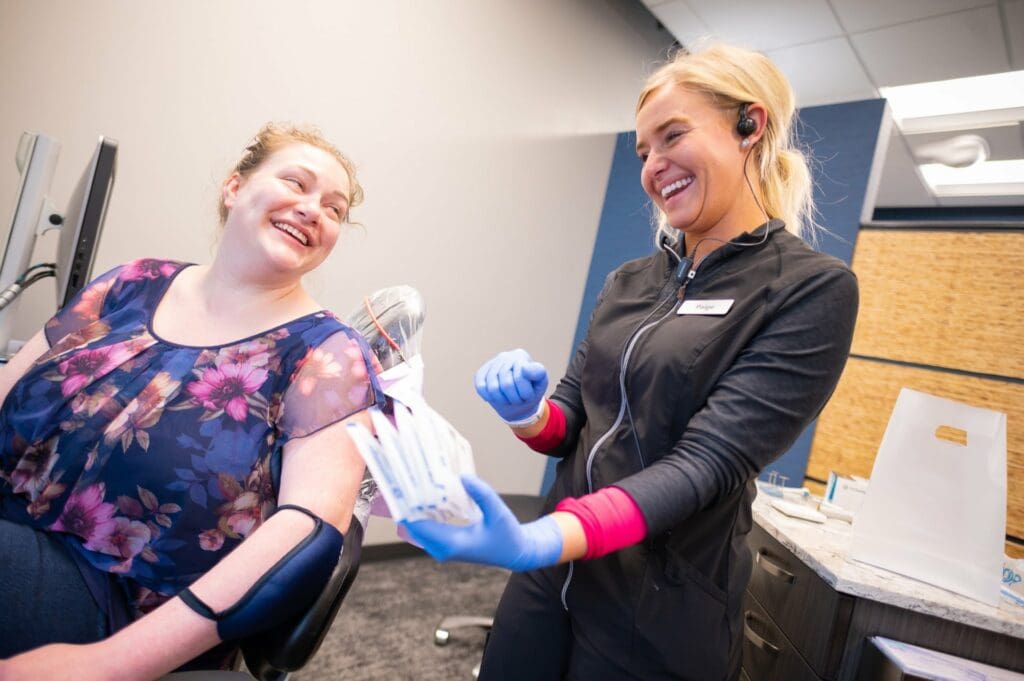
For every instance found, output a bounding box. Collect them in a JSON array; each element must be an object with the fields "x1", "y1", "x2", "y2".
[
  {"x1": 345, "y1": 285, "x2": 425, "y2": 371},
  {"x1": 343, "y1": 286, "x2": 479, "y2": 525}
]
